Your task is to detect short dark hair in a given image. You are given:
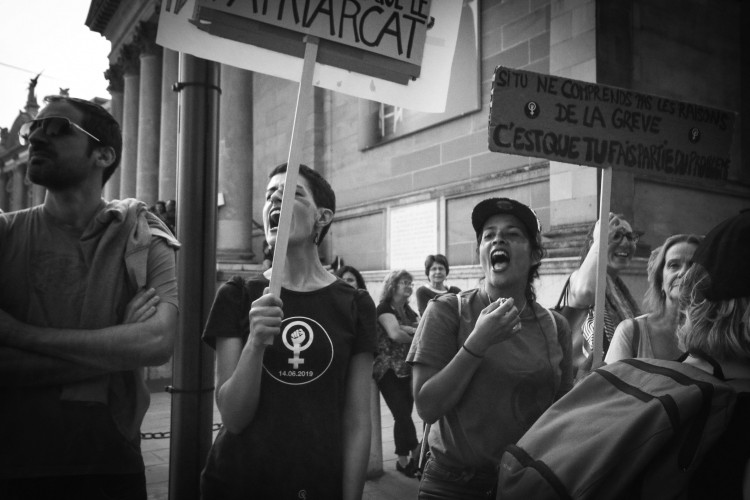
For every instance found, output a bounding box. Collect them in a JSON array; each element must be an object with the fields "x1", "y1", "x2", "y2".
[
  {"x1": 424, "y1": 254, "x2": 450, "y2": 277},
  {"x1": 269, "y1": 163, "x2": 336, "y2": 244},
  {"x1": 334, "y1": 265, "x2": 367, "y2": 290},
  {"x1": 43, "y1": 95, "x2": 122, "y2": 186}
]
